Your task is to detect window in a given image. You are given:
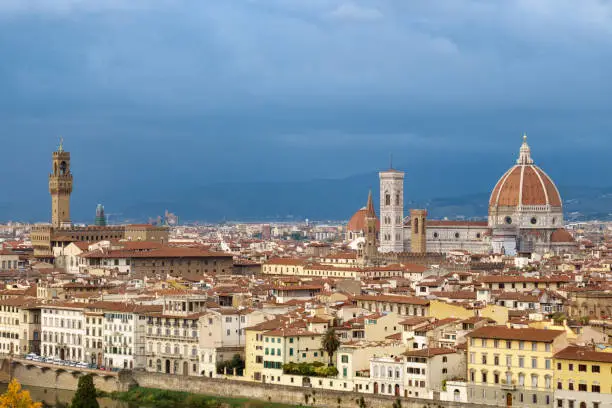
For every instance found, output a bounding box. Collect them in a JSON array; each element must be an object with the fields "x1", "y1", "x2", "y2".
[
  {"x1": 482, "y1": 339, "x2": 487, "y2": 347},
  {"x1": 506, "y1": 355, "x2": 512, "y2": 366},
  {"x1": 494, "y1": 340, "x2": 499, "y2": 348},
  {"x1": 518, "y1": 356, "x2": 524, "y2": 368},
  {"x1": 592, "y1": 385, "x2": 600, "y2": 393},
  {"x1": 481, "y1": 354, "x2": 487, "y2": 364},
  {"x1": 545, "y1": 359, "x2": 551, "y2": 369},
  {"x1": 506, "y1": 341, "x2": 512, "y2": 349},
  {"x1": 592, "y1": 365, "x2": 600, "y2": 373},
  {"x1": 531, "y1": 357, "x2": 537, "y2": 369},
  {"x1": 482, "y1": 372, "x2": 487, "y2": 383},
  {"x1": 531, "y1": 375, "x2": 538, "y2": 388},
  {"x1": 578, "y1": 364, "x2": 587, "y2": 372},
  {"x1": 568, "y1": 382, "x2": 574, "y2": 391},
  {"x1": 557, "y1": 399, "x2": 563, "y2": 407},
  {"x1": 341, "y1": 355, "x2": 349, "y2": 363},
  {"x1": 545, "y1": 343, "x2": 551, "y2": 352},
  {"x1": 531, "y1": 342, "x2": 537, "y2": 351},
  {"x1": 532, "y1": 395, "x2": 537, "y2": 404},
  {"x1": 568, "y1": 364, "x2": 573, "y2": 371},
  {"x1": 494, "y1": 355, "x2": 499, "y2": 365},
  {"x1": 519, "y1": 341, "x2": 524, "y2": 350},
  {"x1": 557, "y1": 362, "x2": 562, "y2": 370},
  {"x1": 578, "y1": 384, "x2": 587, "y2": 392},
  {"x1": 557, "y1": 381, "x2": 562, "y2": 390}
]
